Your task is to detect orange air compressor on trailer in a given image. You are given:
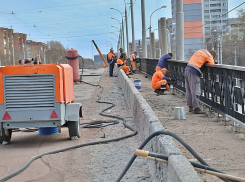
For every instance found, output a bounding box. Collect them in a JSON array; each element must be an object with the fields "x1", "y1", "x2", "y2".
[{"x1": 0, "y1": 64, "x2": 82, "y2": 143}]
